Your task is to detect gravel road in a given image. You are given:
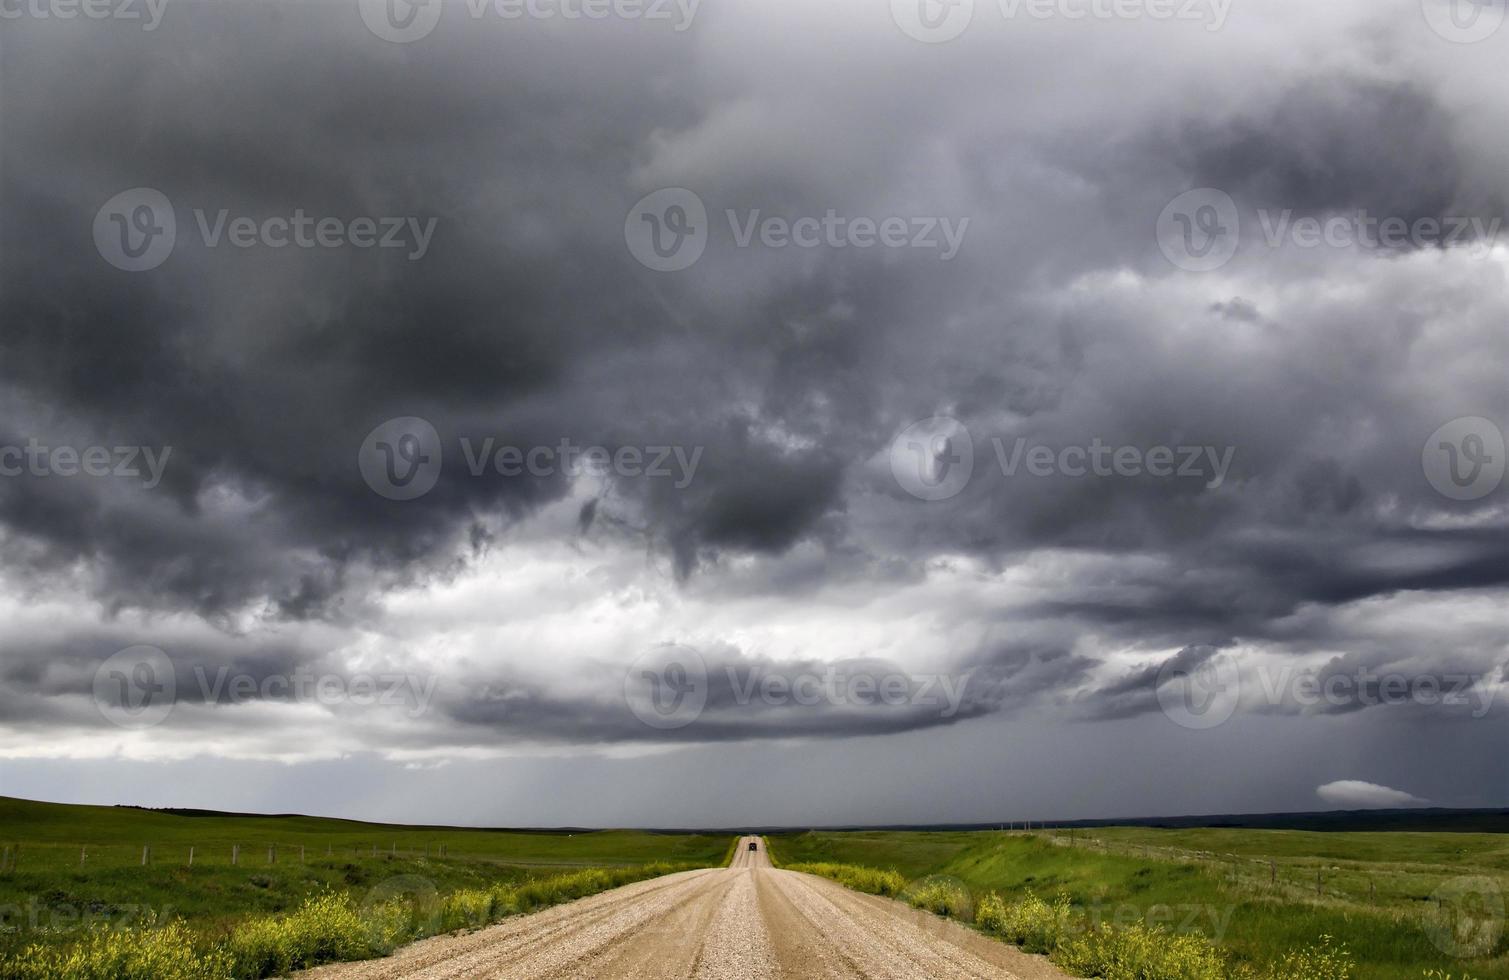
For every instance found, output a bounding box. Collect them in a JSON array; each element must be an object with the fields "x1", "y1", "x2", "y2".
[{"x1": 299, "y1": 837, "x2": 1068, "y2": 979}]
